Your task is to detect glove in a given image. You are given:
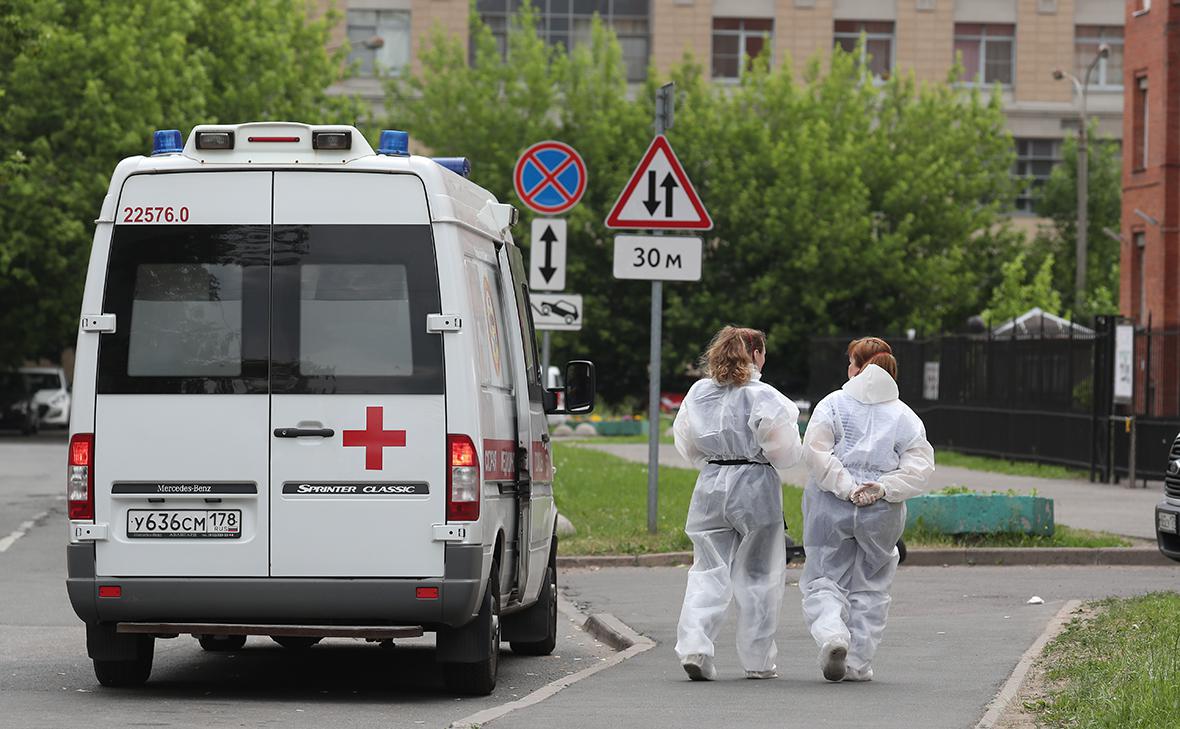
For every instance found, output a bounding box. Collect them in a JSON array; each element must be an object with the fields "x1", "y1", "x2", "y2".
[{"x1": 851, "y1": 482, "x2": 885, "y2": 507}]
